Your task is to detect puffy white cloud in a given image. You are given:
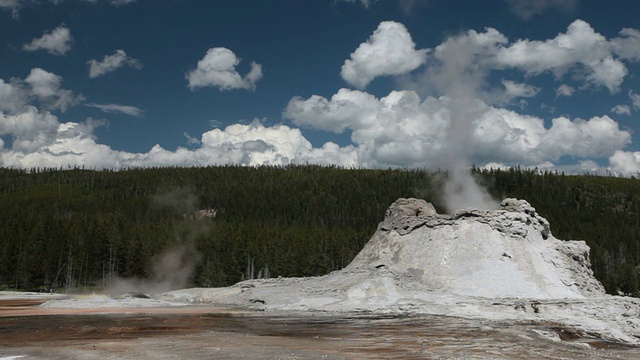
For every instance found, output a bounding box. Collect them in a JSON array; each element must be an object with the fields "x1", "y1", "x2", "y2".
[
  {"x1": 503, "y1": 0, "x2": 580, "y2": 20},
  {"x1": 609, "y1": 150, "x2": 640, "y2": 176},
  {"x1": 187, "y1": 47, "x2": 263, "y2": 91},
  {"x1": 611, "y1": 28, "x2": 640, "y2": 62},
  {"x1": 341, "y1": 21, "x2": 427, "y2": 89},
  {"x1": 0, "y1": 114, "x2": 358, "y2": 169},
  {"x1": 556, "y1": 84, "x2": 575, "y2": 97},
  {"x1": 499, "y1": 80, "x2": 539, "y2": 104},
  {"x1": 0, "y1": 78, "x2": 28, "y2": 113},
  {"x1": 25, "y1": 68, "x2": 83, "y2": 112},
  {"x1": 85, "y1": 103, "x2": 144, "y2": 117},
  {"x1": 610, "y1": 91, "x2": 640, "y2": 116},
  {"x1": 412, "y1": 19, "x2": 638, "y2": 98},
  {"x1": 88, "y1": 49, "x2": 142, "y2": 78},
  {"x1": 611, "y1": 105, "x2": 631, "y2": 115},
  {"x1": 0, "y1": 107, "x2": 60, "y2": 152},
  {"x1": 22, "y1": 25, "x2": 72, "y2": 56},
  {"x1": 285, "y1": 88, "x2": 631, "y2": 168},
  {"x1": 0, "y1": 68, "x2": 82, "y2": 114},
  {"x1": 495, "y1": 20, "x2": 628, "y2": 93}
]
